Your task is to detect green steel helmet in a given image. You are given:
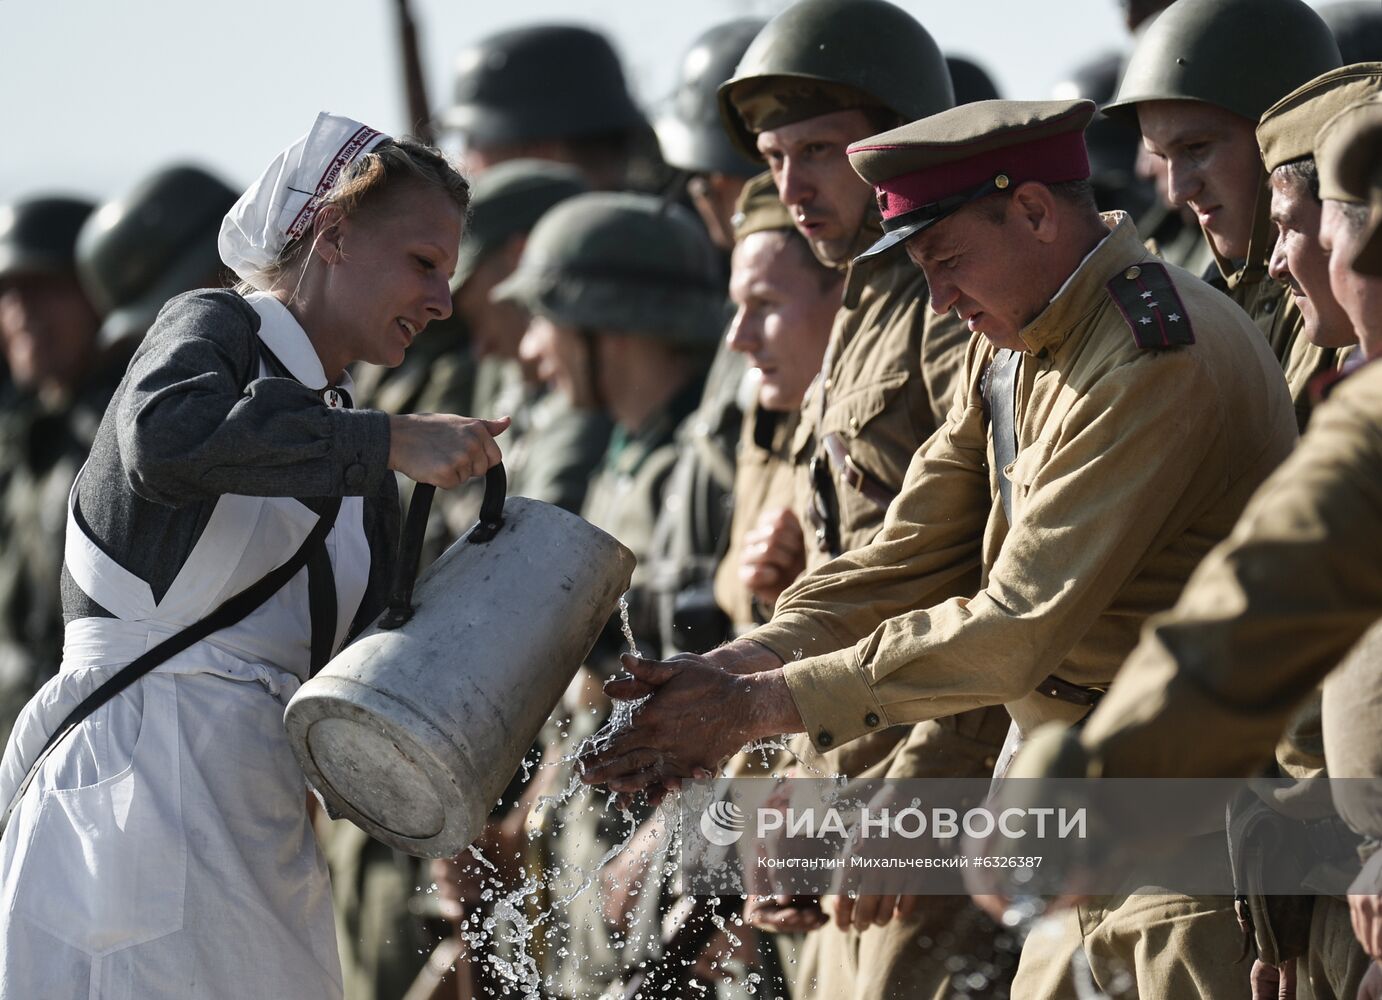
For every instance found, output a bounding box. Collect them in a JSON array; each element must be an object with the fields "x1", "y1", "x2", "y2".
[
  {"x1": 492, "y1": 191, "x2": 723, "y2": 346},
  {"x1": 718, "y1": 0, "x2": 954, "y2": 160},
  {"x1": 0, "y1": 196, "x2": 94, "y2": 281},
  {"x1": 76, "y1": 165, "x2": 237, "y2": 347},
  {"x1": 441, "y1": 25, "x2": 647, "y2": 146},
  {"x1": 452, "y1": 159, "x2": 589, "y2": 293},
  {"x1": 1319, "y1": 2, "x2": 1382, "y2": 64},
  {"x1": 655, "y1": 18, "x2": 766, "y2": 176},
  {"x1": 1105, "y1": 0, "x2": 1341, "y2": 123},
  {"x1": 946, "y1": 56, "x2": 1002, "y2": 105}
]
